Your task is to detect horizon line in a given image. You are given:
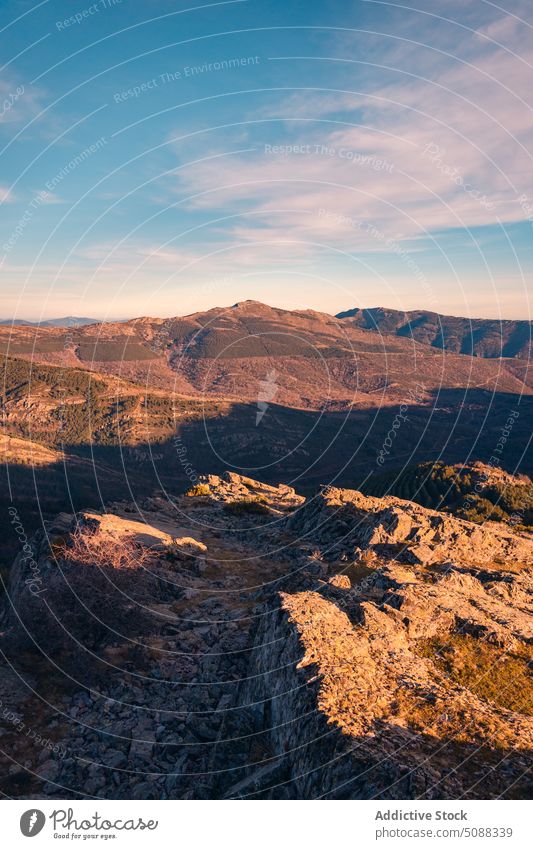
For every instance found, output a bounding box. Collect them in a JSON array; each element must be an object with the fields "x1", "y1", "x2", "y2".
[{"x1": 1, "y1": 299, "x2": 531, "y2": 325}]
